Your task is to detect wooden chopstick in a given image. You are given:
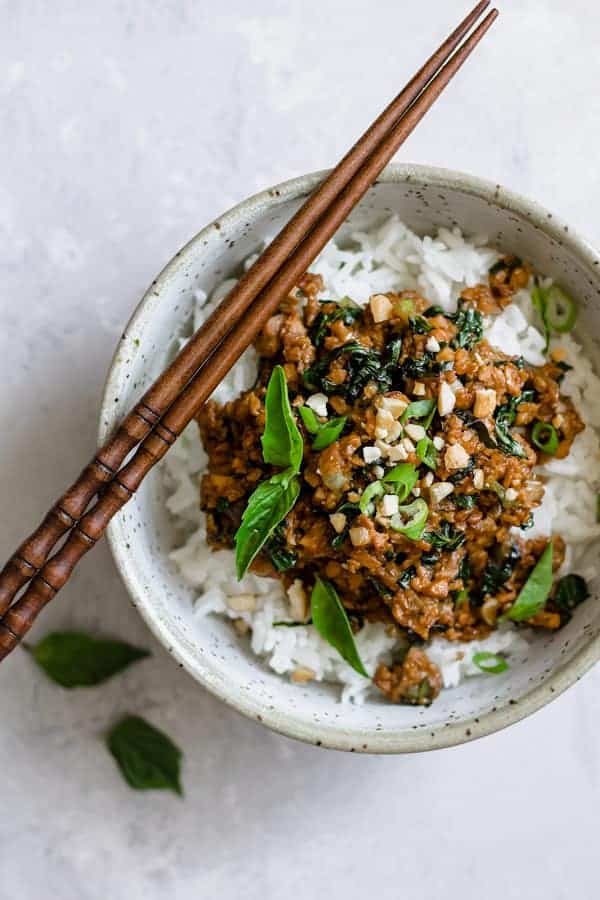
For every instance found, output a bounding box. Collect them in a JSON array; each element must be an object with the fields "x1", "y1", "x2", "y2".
[
  {"x1": 0, "y1": 4, "x2": 498, "y2": 660},
  {"x1": 0, "y1": 0, "x2": 491, "y2": 621}
]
